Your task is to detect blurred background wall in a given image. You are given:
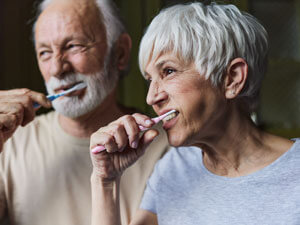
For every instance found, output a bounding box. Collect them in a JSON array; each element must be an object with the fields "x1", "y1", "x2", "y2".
[{"x1": 0, "y1": 0, "x2": 299, "y2": 138}]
